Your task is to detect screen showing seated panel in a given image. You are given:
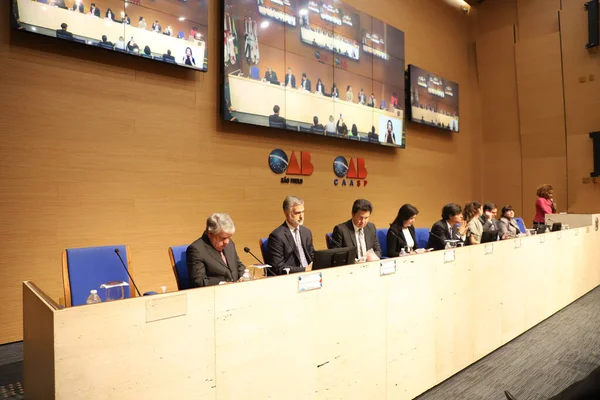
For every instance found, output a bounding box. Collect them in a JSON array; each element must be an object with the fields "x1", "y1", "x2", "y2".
[
  {"x1": 10, "y1": 0, "x2": 208, "y2": 71},
  {"x1": 223, "y1": 0, "x2": 406, "y2": 148},
  {"x1": 407, "y1": 64, "x2": 459, "y2": 132}
]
